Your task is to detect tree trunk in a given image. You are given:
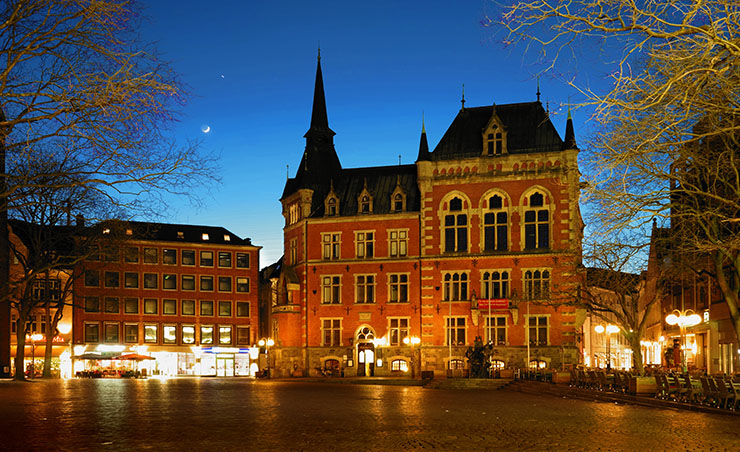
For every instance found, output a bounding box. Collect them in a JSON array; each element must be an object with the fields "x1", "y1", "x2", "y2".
[
  {"x1": 629, "y1": 337, "x2": 644, "y2": 375},
  {"x1": 13, "y1": 318, "x2": 26, "y2": 381},
  {"x1": 42, "y1": 302, "x2": 53, "y2": 378}
]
